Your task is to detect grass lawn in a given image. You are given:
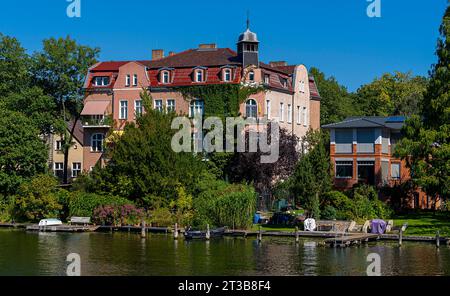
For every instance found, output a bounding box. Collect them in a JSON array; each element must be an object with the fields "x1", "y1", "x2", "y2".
[
  {"x1": 251, "y1": 224, "x2": 296, "y2": 232},
  {"x1": 393, "y1": 211, "x2": 450, "y2": 237}
]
